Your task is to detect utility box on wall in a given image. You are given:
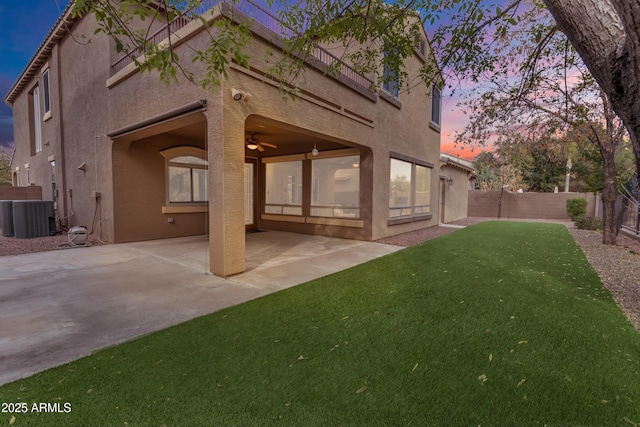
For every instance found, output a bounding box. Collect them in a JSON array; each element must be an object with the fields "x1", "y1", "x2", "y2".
[{"x1": 12, "y1": 200, "x2": 55, "y2": 239}]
